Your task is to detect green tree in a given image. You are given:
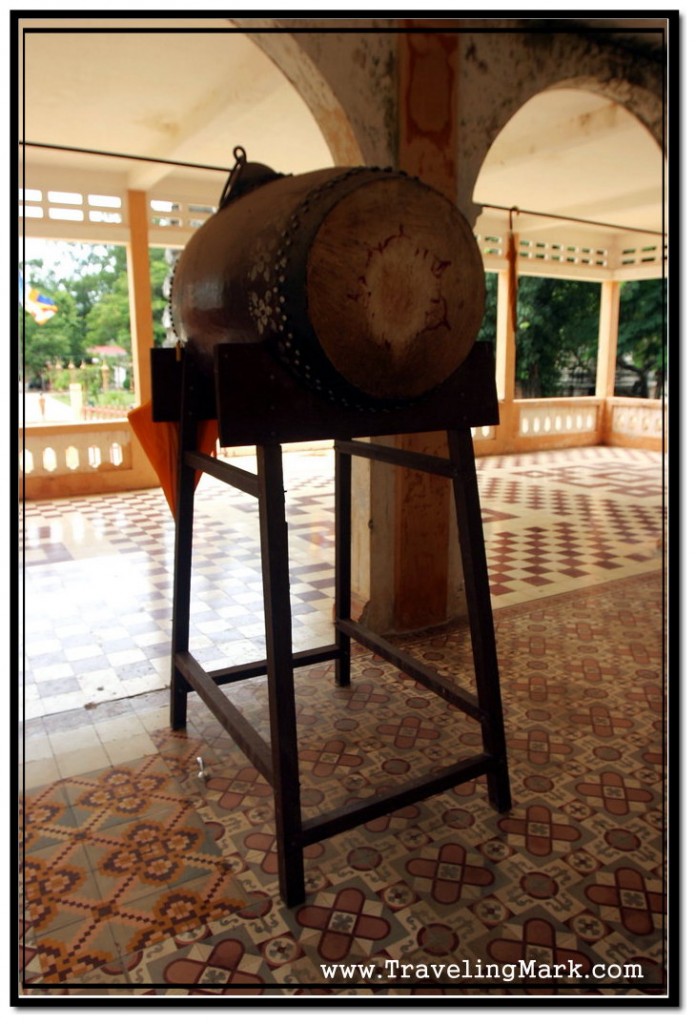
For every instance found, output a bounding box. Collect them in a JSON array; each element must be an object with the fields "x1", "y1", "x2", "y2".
[
  {"x1": 477, "y1": 272, "x2": 498, "y2": 347},
  {"x1": 64, "y1": 245, "x2": 127, "y2": 320},
  {"x1": 84, "y1": 274, "x2": 132, "y2": 351},
  {"x1": 20, "y1": 243, "x2": 172, "y2": 384},
  {"x1": 149, "y1": 248, "x2": 170, "y2": 347},
  {"x1": 616, "y1": 279, "x2": 666, "y2": 397},
  {"x1": 81, "y1": 245, "x2": 169, "y2": 351},
  {"x1": 515, "y1": 277, "x2": 601, "y2": 397}
]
